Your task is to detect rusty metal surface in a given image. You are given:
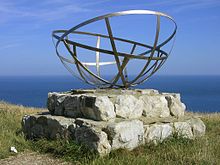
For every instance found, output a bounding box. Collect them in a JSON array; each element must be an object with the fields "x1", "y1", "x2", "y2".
[{"x1": 52, "y1": 10, "x2": 177, "y2": 88}]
